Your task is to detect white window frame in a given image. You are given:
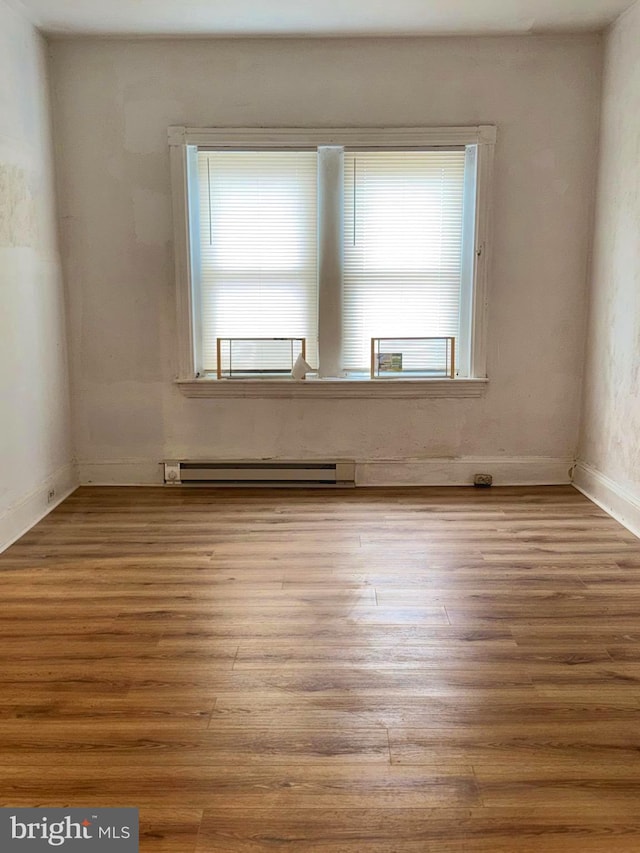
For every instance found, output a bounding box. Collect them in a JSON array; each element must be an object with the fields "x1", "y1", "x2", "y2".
[{"x1": 169, "y1": 125, "x2": 495, "y2": 399}]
